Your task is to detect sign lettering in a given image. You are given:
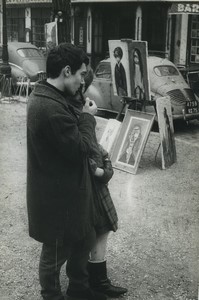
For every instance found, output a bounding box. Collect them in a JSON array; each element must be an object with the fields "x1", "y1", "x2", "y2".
[{"x1": 171, "y1": 3, "x2": 199, "y2": 14}]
